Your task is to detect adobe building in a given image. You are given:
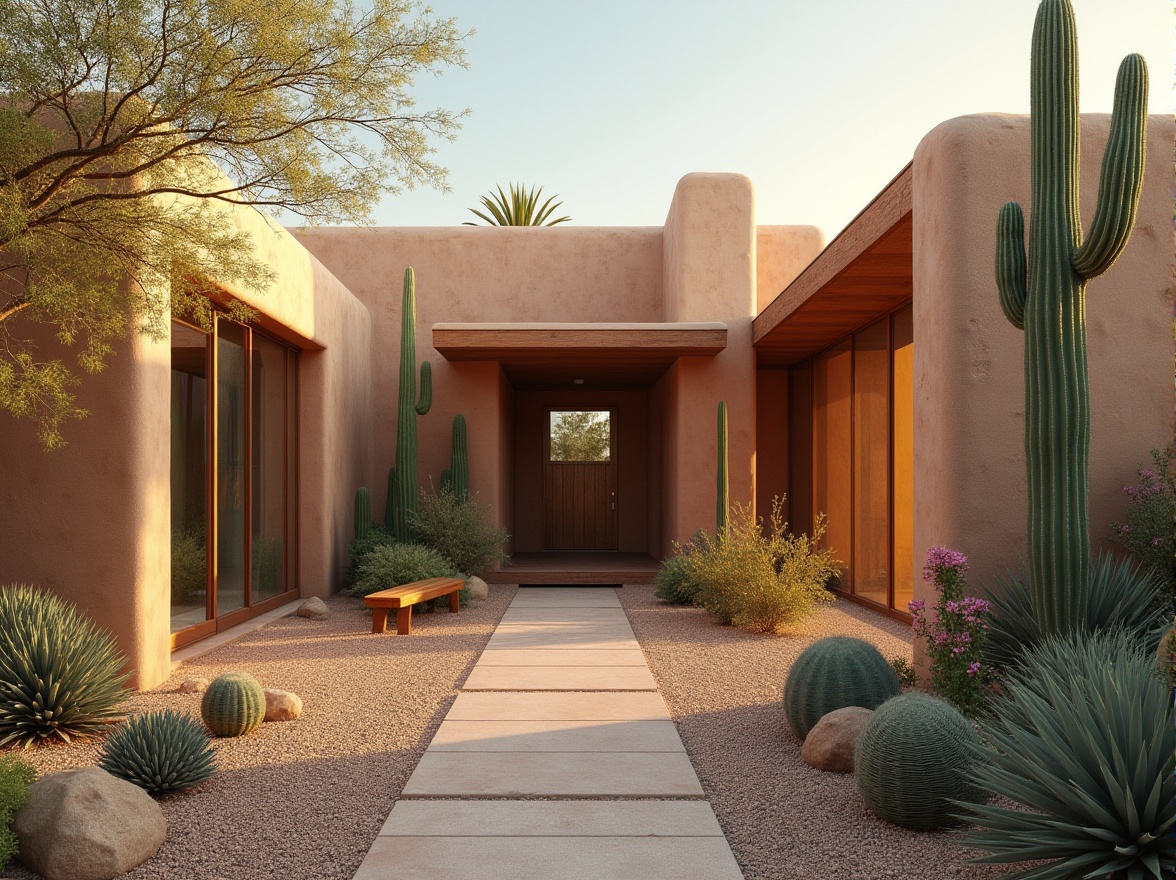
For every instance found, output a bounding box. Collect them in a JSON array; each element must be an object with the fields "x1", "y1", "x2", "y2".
[{"x1": 0, "y1": 113, "x2": 1170, "y2": 688}]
